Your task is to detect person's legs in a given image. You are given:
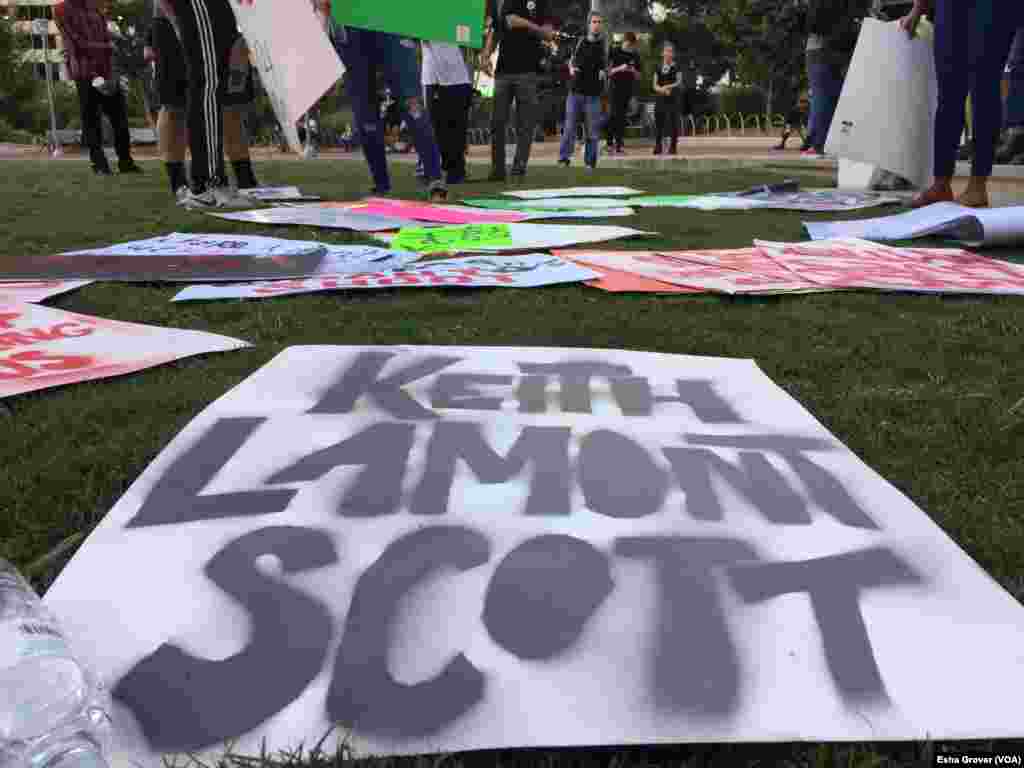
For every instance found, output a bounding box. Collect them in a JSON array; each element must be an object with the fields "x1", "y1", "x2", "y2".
[
  {"x1": 807, "y1": 51, "x2": 842, "y2": 153},
  {"x1": 334, "y1": 27, "x2": 390, "y2": 191},
  {"x1": 223, "y1": 35, "x2": 259, "y2": 189},
  {"x1": 446, "y1": 83, "x2": 472, "y2": 183},
  {"x1": 559, "y1": 92, "x2": 580, "y2": 162},
  {"x1": 1005, "y1": 28, "x2": 1024, "y2": 130},
  {"x1": 667, "y1": 102, "x2": 679, "y2": 154},
  {"x1": 154, "y1": 16, "x2": 188, "y2": 194},
  {"x1": 75, "y1": 79, "x2": 109, "y2": 173},
  {"x1": 380, "y1": 33, "x2": 443, "y2": 188},
  {"x1": 99, "y1": 88, "x2": 137, "y2": 171},
  {"x1": 511, "y1": 74, "x2": 539, "y2": 173},
  {"x1": 912, "y1": 0, "x2": 969, "y2": 206},
  {"x1": 610, "y1": 85, "x2": 630, "y2": 150},
  {"x1": 583, "y1": 95, "x2": 601, "y2": 167},
  {"x1": 653, "y1": 100, "x2": 666, "y2": 154},
  {"x1": 490, "y1": 76, "x2": 514, "y2": 179},
  {"x1": 961, "y1": 0, "x2": 1022, "y2": 202},
  {"x1": 427, "y1": 85, "x2": 448, "y2": 172},
  {"x1": 174, "y1": 0, "x2": 237, "y2": 193}
]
